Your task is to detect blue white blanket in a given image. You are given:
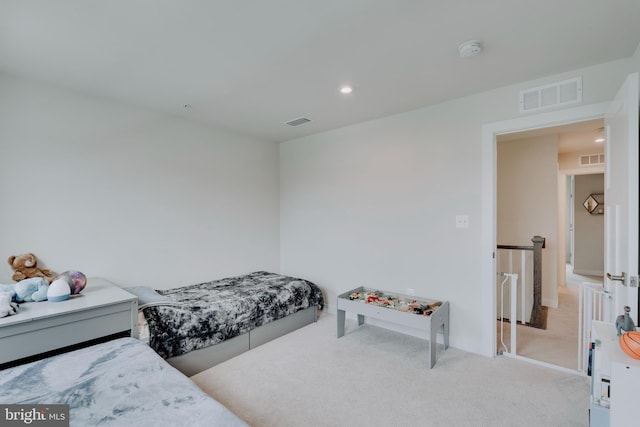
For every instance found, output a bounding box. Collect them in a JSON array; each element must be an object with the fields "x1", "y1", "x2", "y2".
[{"x1": 0, "y1": 338, "x2": 247, "y2": 427}]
